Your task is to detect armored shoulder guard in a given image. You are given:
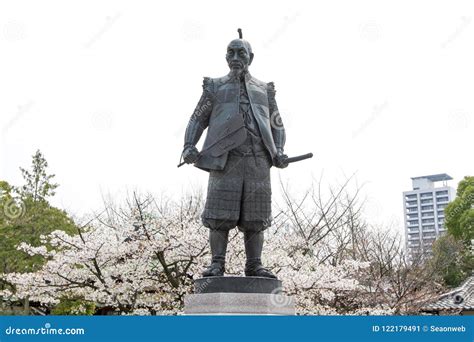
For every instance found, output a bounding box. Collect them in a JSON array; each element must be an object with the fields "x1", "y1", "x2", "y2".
[
  {"x1": 267, "y1": 82, "x2": 277, "y2": 107},
  {"x1": 202, "y1": 77, "x2": 214, "y2": 94}
]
